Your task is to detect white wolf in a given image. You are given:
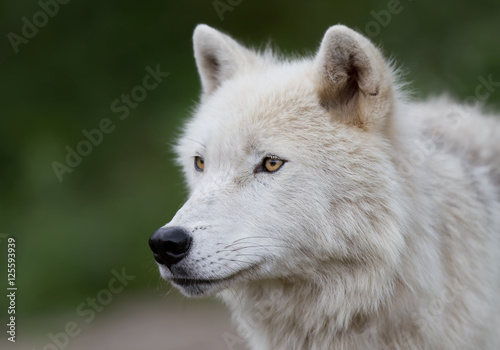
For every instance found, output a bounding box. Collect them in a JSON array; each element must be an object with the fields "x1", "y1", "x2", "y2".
[{"x1": 149, "y1": 24, "x2": 500, "y2": 349}]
